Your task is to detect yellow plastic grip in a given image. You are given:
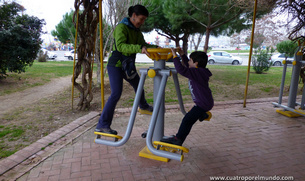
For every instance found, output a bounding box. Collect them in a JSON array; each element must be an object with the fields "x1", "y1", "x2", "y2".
[
  {"x1": 148, "y1": 69, "x2": 156, "y2": 78},
  {"x1": 146, "y1": 48, "x2": 173, "y2": 61},
  {"x1": 293, "y1": 61, "x2": 297, "y2": 66}
]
